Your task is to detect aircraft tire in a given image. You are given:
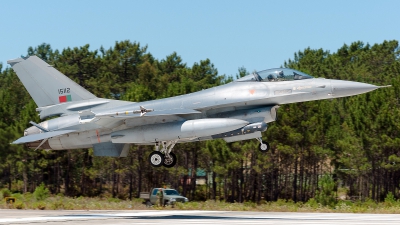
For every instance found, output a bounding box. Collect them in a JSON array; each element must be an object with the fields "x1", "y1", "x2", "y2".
[
  {"x1": 163, "y1": 152, "x2": 177, "y2": 168},
  {"x1": 149, "y1": 151, "x2": 164, "y2": 167},
  {"x1": 259, "y1": 142, "x2": 270, "y2": 153}
]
